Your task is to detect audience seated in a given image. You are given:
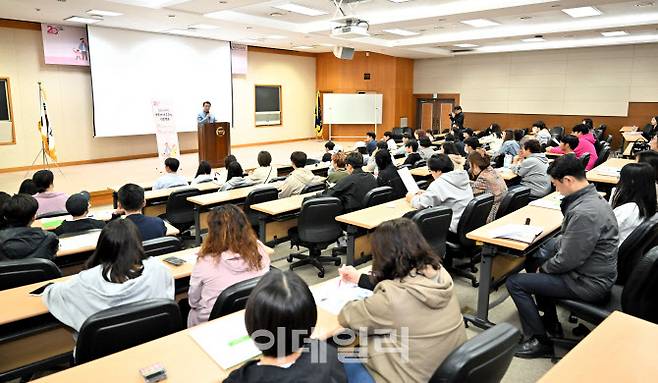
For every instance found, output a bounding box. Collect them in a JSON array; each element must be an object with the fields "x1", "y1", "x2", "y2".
[
  {"x1": 337, "y1": 219, "x2": 466, "y2": 382},
  {"x1": 279, "y1": 151, "x2": 323, "y2": 198},
  {"x1": 418, "y1": 137, "x2": 436, "y2": 160},
  {"x1": 506, "y1": 155, "x2": 618, "y2": 358},
  {"x1": 425, "y1": 129, "x2": 435, "y2": 141},
  {"x1": 32, "y1": 169, "x2": 68, "y2": 216},
  {"x1": 18, "y1": 179, "x2": 38, "y2": 195},
  {"x1": 322, "y1": 141, "x2": 336, "y2": 162},
  {"x1": 365, "y1": 131, "x2": 377, "y2": 156},
  {"x1": 609, "y1": 163, "x2": 657, "y2": 245},
  {"x1": 496, "y1": 129, "x2": 520, "y2": 160},
  {"x1": 187, "y1": 205, "x2": 271, "y2": 327},
  {"x1": 642, "y1": 115, "x2": 658, "y2": 141},
  {"x1": 383, "y1": 131, "x2": 397, "y2": 151},
  {"x1": 414, "y1": 128, "x2": 427, "y2": 141},
  {"x1": 511, "y1": 139, "x2": 551, "y2": 198},
  {"x1": 43, "y1": 219, "x2": 174, "y2": 332},
  {"x1": 0, "y1": 193, "x2": 58, "y2": 261},
  {"x1": 441, "y1": 142, "x2": 465, "y2": 171},
  {"x1": 406, "y1": 154, "x2": 473, "y2": 233},
  {"x1": 248, "y1": 151, "x2": 275, "y2": 185},
  {"x1": 0, "y1": 192, "x2": 9, "y2": 230},
  {"x1": 394, "y1": 133, "x2": 412, "y2": 156},
  {"x1": 468, "y1": 150, "x2": 508, "y2": 222},
  {"x1": 548, "y1": 124, "x2": 598, "y2": 170},
  {"x1": 53, "y1": 192, "x2": 105, "y2": 237},
  {"x1": 153, "y1": 157, "x2": 188, "y2": 190},
  {"x1": 403, "y1": 139, "x2": 422, "y2": 166},
  {"x1": 446, "y1": 132, "x2": 467, "y2": 157},
  {"x1": 463, "y1": 136, "x2": 481, "y2": 155},
  {"x1": 117, "y1": 183, "x2": 166, "y2": 241},
  {"x1": 365, "y1": 141, "x2": 387, "y2": 173},
  {"x1": 326, "y1": 152, "x2": 348, "y2": 187},
  {"x1": 224, "y1": 271, "x2": 346, "y2": 383},
  {"x1": 191, "y1": 160, "x2": 214, "y2": 185},
  {"x1": 532, "y1": 121, "x2": 552, "y2": 147},
  {"x1": 220, "y1": 161, "x2": 253, "y2": 191},
  {"x1": 375, "y1": 150, "x2": 406, "y2": 199},
  {"x1": 550, "y1": 134, "x2": 579, "y2": 157},
  {"x1": 637, "y1": 150, "x2": 658, "y2": 209},
  {"x1": 324, "y1": 152, "x2": 377, "y2": 213}
]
